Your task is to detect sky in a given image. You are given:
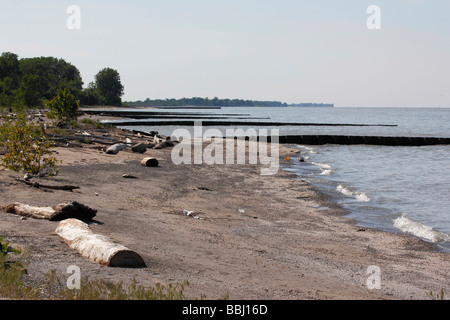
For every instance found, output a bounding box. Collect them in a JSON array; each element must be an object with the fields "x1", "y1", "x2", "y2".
[{"x1": 1, "y1": 0, "x2": 450, "y2": 107}]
